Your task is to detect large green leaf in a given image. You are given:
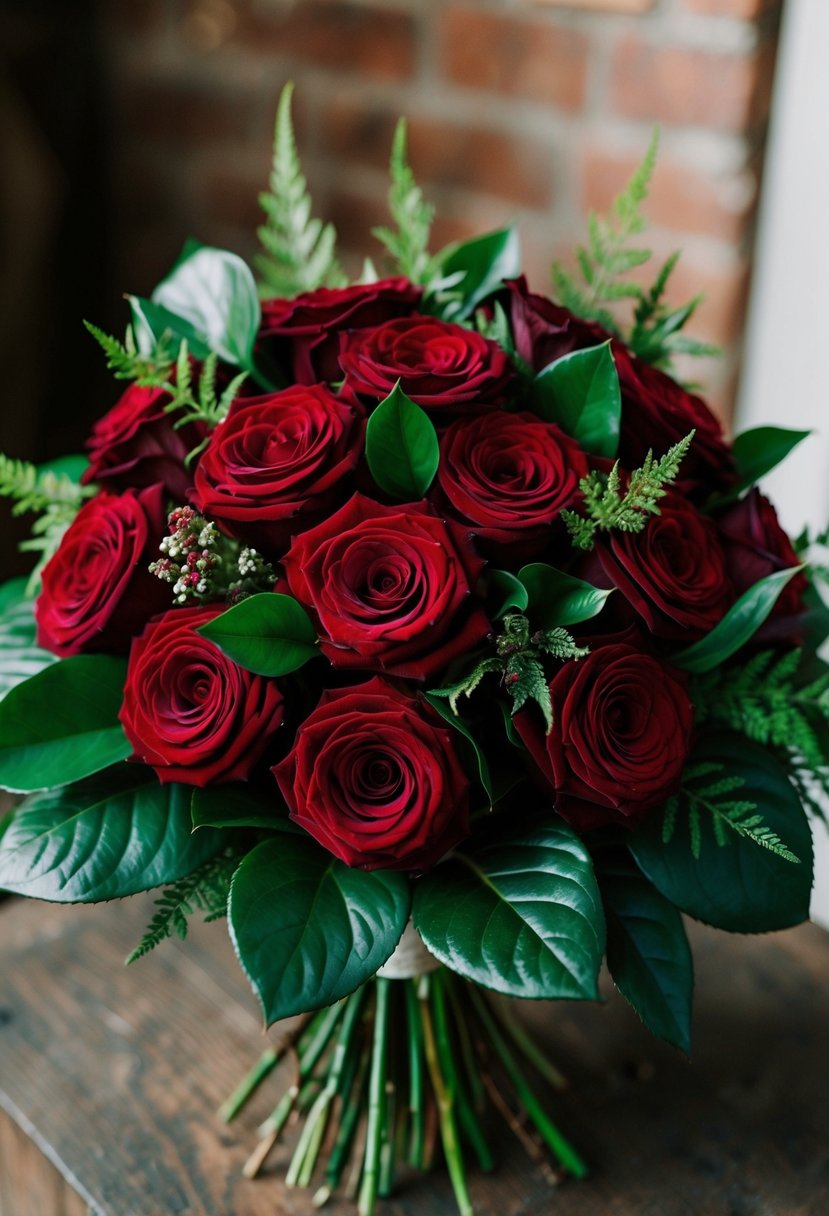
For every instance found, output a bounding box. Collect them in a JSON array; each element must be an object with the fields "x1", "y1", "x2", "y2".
[
  {"x1": 629, "y1": 735, "x2": 813, "y2": 933},
  {"x1": 0, "y1": 580, "x2": 58, "y2": 703},
  {"x1": 487, "y1": 569, "x2": 529, "y2": 619},
  {"x1": 150, "y1": 245, "x2": 261, "y2": 369},
  {"x1": 731, "y1": 426, "x2": 810, "y2": 492},
  {"x1": 365, "y1": 382, "x2": 440, "y2": 500},
  {"x1": 518, "y1": 563, "x2": 613, "y2": 628},
  {"x1": 413, "y1": 819, "x2": 605, "y2": 1000},
  {"x1": 529, "y1": 342, "x2": 621, "y2": 458},
  {"x1": 423, "y1": 693, "x2": 494, "y2": 805},
  {"x1": 191, "y1": 784, "x2": 293, "y2": 832},
  {"x1": 673, "y1": 566, "x2": 803, "y2": 674},
  {"x1": 0, "y1": 655, "x2": 130, "y2": 792},
  {"x1": 438, "y1": 226, "x2": 521, "y2": 321},
  {"x1": 0, "y1": 769, "x2": 226, "y2": 902},
  {"x1": 198, "y1": 593, "x2": 318, "y2": 677},
  {"x1": 129, "y1": 294, "x2": 213, "y2": 361},
  {"x1": 599, "y1": 856, "x2": 693, "y2": 1054},
  {"x1": 229, "y1": 836, "x2": 411, "y2": 1024}
]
